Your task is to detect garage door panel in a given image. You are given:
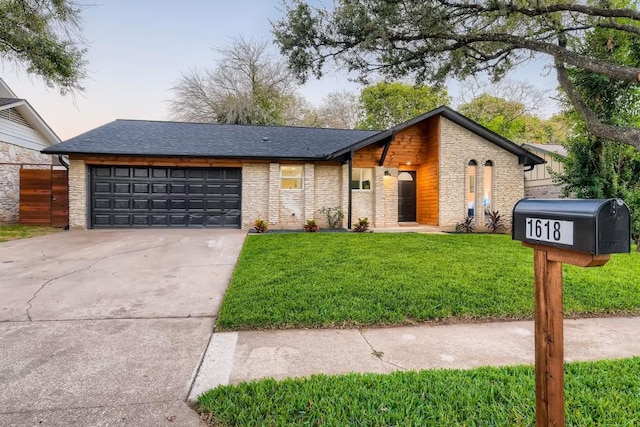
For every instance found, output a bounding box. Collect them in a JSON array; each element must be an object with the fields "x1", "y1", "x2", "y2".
[
  {"x1": 90, "y1": 166, "x2": 241, "y2": 228},
  {"x1": 94, "y1": 182, "x2": 111, "y2": 193},
  {"x1": 113, "y1": 183, "x2": 130, "y2": 194}
]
